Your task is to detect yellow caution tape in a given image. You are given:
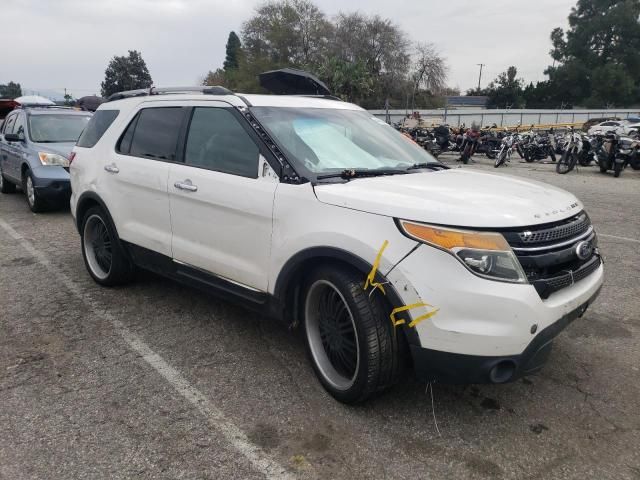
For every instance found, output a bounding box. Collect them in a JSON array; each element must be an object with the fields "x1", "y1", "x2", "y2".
[
  {"x1": 364, "y1": 240, "x2": 440, "y2": 329},
  {"x1": 390, "y1": 302, "x2": 440, "y2": 328},
  {"x1": 364, "y1": 240, "x2": 389, "y2": 295}
]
